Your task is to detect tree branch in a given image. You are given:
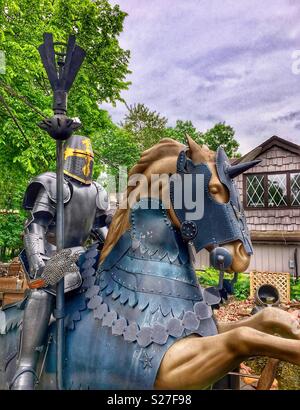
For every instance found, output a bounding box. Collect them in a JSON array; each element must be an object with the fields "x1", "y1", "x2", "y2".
[
  {"x1": 0, "y1": 94, "x2": 30, "y2": 144},
  {"x1": 0, "y1": 79, "x2": 47, "y2": 119}
]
